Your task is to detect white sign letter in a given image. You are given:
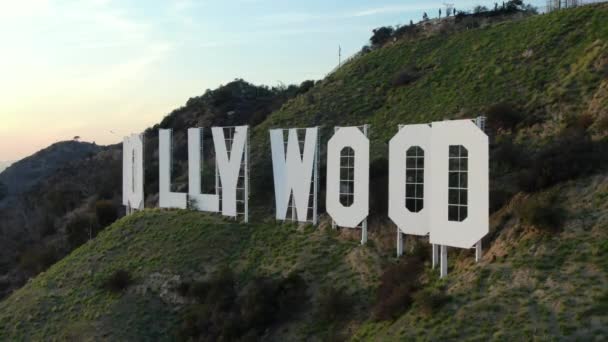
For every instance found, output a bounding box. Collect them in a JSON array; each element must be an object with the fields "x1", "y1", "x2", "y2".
[
  {"x1": 188, "y1": 128, "x2": 219, "y2": 212},
  {"x1": 326, "y1": 127, "x2": 369, "y2": 228},
  {"x1": 388, "y1": 124, "x2": 431, "y2": 236},
  {"x1": 270, "y1": 127, "x2": 318, "y2": 222},
  {"x1": 122, "y1": 134, "x2": 144, "y2": 210},
  {"x1": 212, "y1": 126, "x2": 248, "y2": 217},
  {"x1": 429, "y1": 120, "x2": 489, "y2": 249},
  {"x1": 159, "y1": 129, "x2": 187, "y2": 209}
]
